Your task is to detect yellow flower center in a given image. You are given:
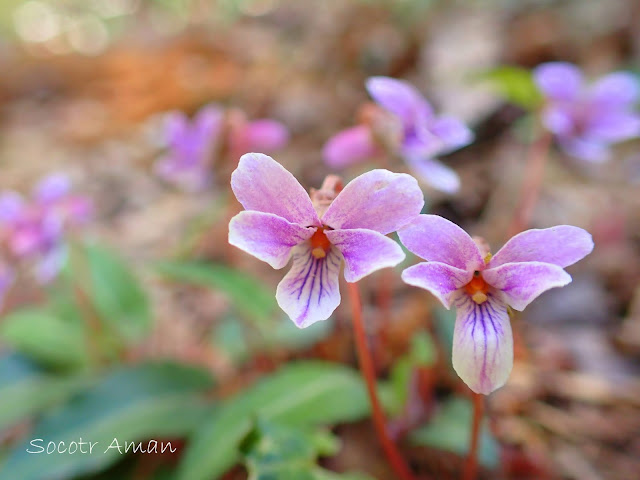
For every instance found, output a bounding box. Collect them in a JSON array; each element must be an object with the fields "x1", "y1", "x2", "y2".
[
  {"x1": 310, "y1": 227, "x2": 331, "y2": 259},
  {"x1": 465, "y1": 271, "x2": 489, "y2": 304}
]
